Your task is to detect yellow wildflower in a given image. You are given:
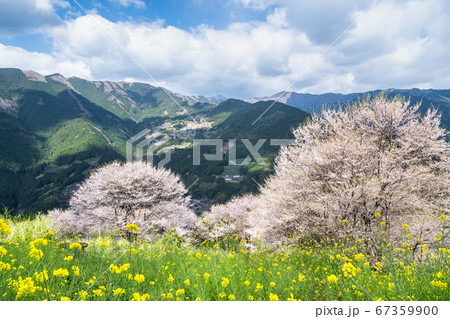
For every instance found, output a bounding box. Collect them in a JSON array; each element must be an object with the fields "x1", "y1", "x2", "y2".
[
  {"x1": 34, "y1": 270, "x2": 49, "y2": 283},
  {"x1": 131, "y1": 292, "x2": 149, "y2": 301},
  {"x1": 13, "y1": 277, "x2": 37, "y2": 298},
  {"x1": 64, "y1": 256, "x2": 73, "y2": 261},
  {"x1": 228, "y1": 294, "x2": 235, "y2": 300},
  {"x1": 298, "y1": 273, "x2": 305, "y2": 282},
  {"x1": 69, "y1": 243, "x2": 82, "y2": 250},
  {"x1": 269, "y1": 293, "x2": 279, "y2": 301},
  {"x1": 125, "y1": 224, "x2": 139, "y2": 232},
  {"x1": 342, "y1": 262, "x2": 357, "y2": 277},
  {"x1": 53, "y1": 268, "x2": 69, "y2": 277},
  {"x1": 113, "y1": 288, "x2": 126, "y2": 295},
  {"x1": 176, "y1": 289, "x2": 185, "y2": 296},
  {"x1": 93, "y1": 289, "x2": 103, "y2": 297},
  {"x1": 221, "y1": 277, "x2": 230, "y2": 287},
  {"x1": 134, "y1": 274, "x2": 145, "y2": 283},
  {"x1": 72, "y1": 265, "x2": 80, "y2": 276},
  {"x1": 0, "y1": 219, "x2": 12, "y2": 235},
  {"x1": 327, "y1": 275, "x2": 338, "y2": 284},
  {"x1": 29, "y1": 248, "x2": 43, "y2": 260},
  {"x1": 184, "y1": 279, "x2": 190, "y2": 286}
]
